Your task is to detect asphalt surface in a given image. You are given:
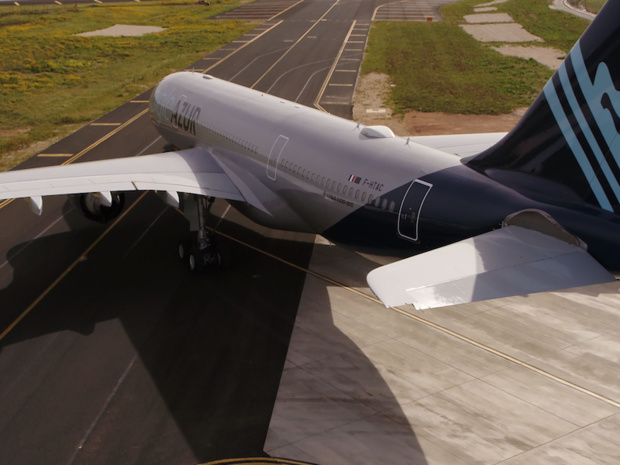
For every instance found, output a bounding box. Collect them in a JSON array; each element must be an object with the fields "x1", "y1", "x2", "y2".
[{"x1": 0, "y1": 1, "x2": 441, "y2": 464}]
